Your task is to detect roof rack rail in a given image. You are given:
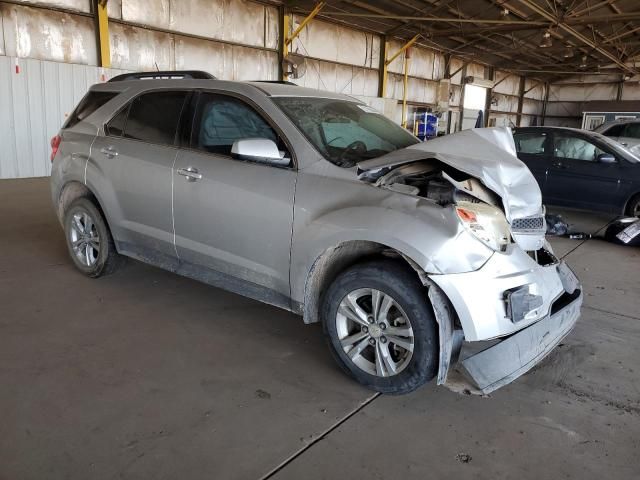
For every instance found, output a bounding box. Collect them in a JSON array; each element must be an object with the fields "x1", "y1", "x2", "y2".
[
  {"x1": 108, "y1": 70, "x2": 216, "y2": 82},
  {"x1": 252, "y1": 80, "x2": 298, "y2": 85}
]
